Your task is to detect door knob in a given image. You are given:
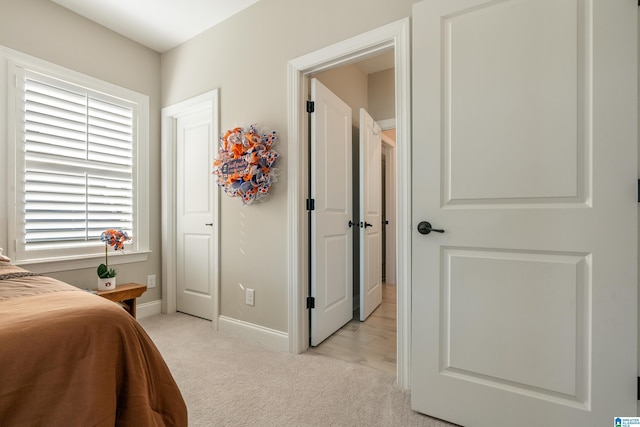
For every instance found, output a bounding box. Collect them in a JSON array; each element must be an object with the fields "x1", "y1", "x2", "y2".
[
  {"x1": 417, "y1": 221, "x2": 444, "y2": 235},
  {"x1": 364, "y1": 222, "x2": 373, "y2": 228},
  {"x1": 348, "y1": 220, "x2": 356, "y2": 228},
  {"x1": 205, "y1": 223, "x2": 213, "y2": 226}
]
